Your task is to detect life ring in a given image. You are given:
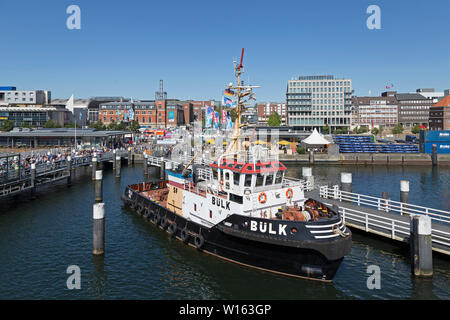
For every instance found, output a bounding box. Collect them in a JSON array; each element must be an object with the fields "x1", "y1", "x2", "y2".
[
  {"x1": 168, "y1": 222, "x2": 177, "y2": 236},
  {"x1": 258, "y1": 192, "x2": 267, "y2": 204},
  {"x1": 180, "y1": 228, "x2": 190, "y2": 243},
  {"x1": 194, "y1": 234, "x2": 205, "y2": 250},
  {"x1": 161, "y1": 216, "x2": 168, "y2": 229},
  {"x1": 286, "y1": 188, "x2": 293, "y2": 199}
]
